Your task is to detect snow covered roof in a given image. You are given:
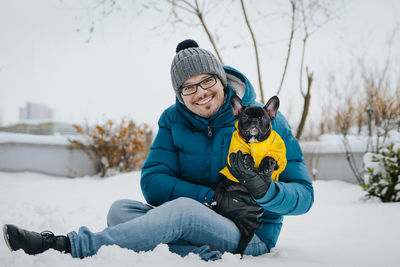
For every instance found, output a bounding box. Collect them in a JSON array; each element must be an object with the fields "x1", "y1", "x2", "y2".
[
  {"x1": 300, "y1": 134, "x2": 367, "y2": 154},
  {"x1": 0, "y1": 132, "x2": 71, "y2": 145}
]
